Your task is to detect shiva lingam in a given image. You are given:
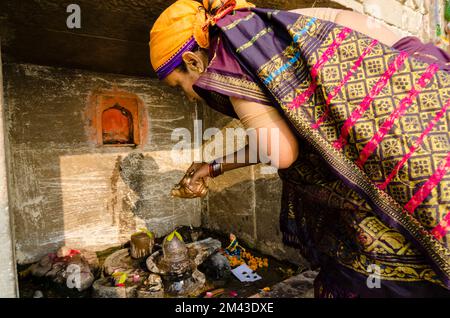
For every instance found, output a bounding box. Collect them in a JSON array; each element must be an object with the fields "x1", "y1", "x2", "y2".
[{"x1": 146, "y1": 231, "x2": 221, "y2": 297}]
